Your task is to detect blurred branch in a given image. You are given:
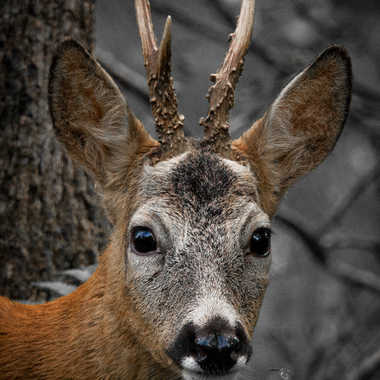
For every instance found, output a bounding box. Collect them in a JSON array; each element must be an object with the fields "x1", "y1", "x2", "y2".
[
  {"x1": 32, "y1": 281, "x2": 76, "y2": 297},
  {"x1": 318, "y1": 164, "x2": 380, "y2": 237},
  {"x1": 327, "y1": 238, "x2": 380, "y2": 253},
  {"x1": 276, "y1": 215, "x2": 380, "y2": 295},
  {"x1": 60, "y1": 266, "x2": 96, "y2": 283},
  {"x1": 354, "y1": 81, "x2": 380, "y2": 104},
  {"x1": 333, "y1": 261, "x2": 380, "y2": 294},
  {"x1": 96, "y1": 48, "x2": 149, "y2": 102},
  {"x1": 276, "y1": 215, "x2": 327, "y2": 264},
  {"x1": 347, "y1": 349, "x2": 380, "y2": 380},
  {"x1": 291, "y1": 0, "x2": 380, "y2": 105},
  {"x1": 212, "y1": 0, "x2": 293, "y2": 75},
  {"x1": 348, "y1": 113, "x2": 380, "y2": 142},
  {"x1": 306, "y1": 325, "x2": 354, "y2": 380},
  {"x1": 291, "y1": 0, "x2": 342, "y2": 39},
  {"x1": 151, "y1": 1, "x2": 294, "y2": 76},
  {"x1": 267, "y1": 330, "x2": 296, "y2": 368}
]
